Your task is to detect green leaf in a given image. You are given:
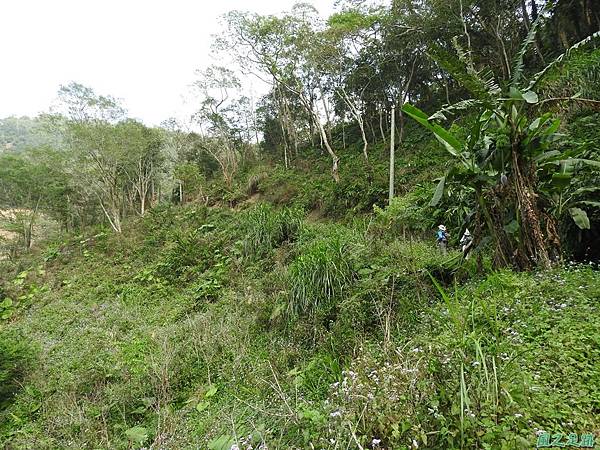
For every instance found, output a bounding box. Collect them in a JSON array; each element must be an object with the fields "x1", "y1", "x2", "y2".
[
  {"x1": 534, "y1": 150, "x2": 561, "y2": 163},
  {"x1": 569, "y1": 158, "x2": 600, "y2": 169},
  {"x1": 504, "y1": 220, "x2": 520, "y2": 235},
  {"x1": 196, "y1": 401, "x2": 209, "y2": 412},
  {"x1": 573, "y1": 187, "x2": 600, "y2": 195},
  {"x1": 521, "y1": 90, "x2": 539, "y2": 104},
  {"x1": 509, "y1": 86, "x2": 523, "y2": 100},
  {"x1": 429, "y1": 176, "x2": 446, "y2": 207},
  {"x1": 551, "y1": 172, "x2": 572, "y2": 190},
  {"x1": 402, "y1": 104, "x2": 463, "y2": 156},
  {"x1": 205, "y1": 385, "x2": 218, "y2": 398},
  {"x1": 569, "y1": 207, "x2": 590, "y2": 230},
  {"x1": 0, "y1": 298, "x2": 13, "y2": 308},
  {"x1": 125, "y1": 426, "x2": 148, "y2": 444},
  {"x1": 578, "y1": 201, "x2": 600, "y2": 209},
  {"x1": 208, "y1": 434, "x2": 236, "y2": 450}
]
